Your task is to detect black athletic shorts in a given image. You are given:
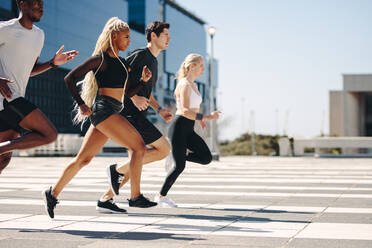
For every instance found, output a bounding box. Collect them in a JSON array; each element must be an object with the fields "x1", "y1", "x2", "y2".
[
  {"x1": 89, "y1": 95, "x2": 124, "y2": 127},
  {"x1": 0, "y1": 97, "x2": 37, "y2": 132},
  {"x1": 120, "y1": 111, "x2": 163, "y2": 145}
]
